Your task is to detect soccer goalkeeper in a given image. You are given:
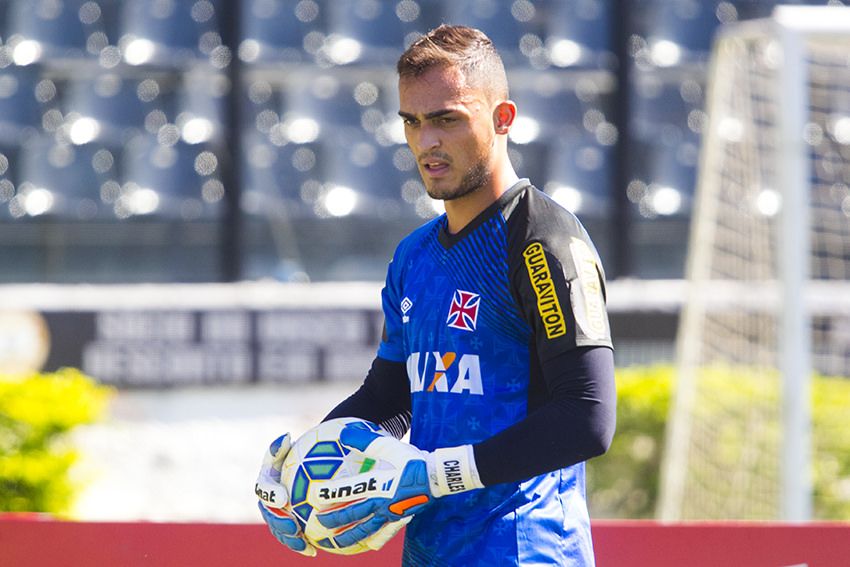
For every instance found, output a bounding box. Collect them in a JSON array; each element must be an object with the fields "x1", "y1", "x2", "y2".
[{"x1": 258, "y1": 25, "x2": 616, "y2": 566}]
